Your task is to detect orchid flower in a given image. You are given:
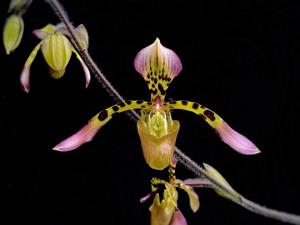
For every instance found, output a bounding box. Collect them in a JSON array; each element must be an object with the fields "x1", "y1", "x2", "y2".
[
  {"x1": 20, "y1": 23, "x2": 90, "y2": 93},
  {"x1": 54, "y1": 38, "x2": 260, "y2": 170},
  {"x1": 140, "y1": 159, "x2": 199, "y2": 225}
]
